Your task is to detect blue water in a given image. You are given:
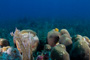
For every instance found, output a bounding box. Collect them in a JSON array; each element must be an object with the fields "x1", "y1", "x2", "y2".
[
  {"x1": 0, "y1": 0, "x2": 90, "y2": 42},
  {"x1": 0, "y1": 0, "x2": 90, "y2": 19}
]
